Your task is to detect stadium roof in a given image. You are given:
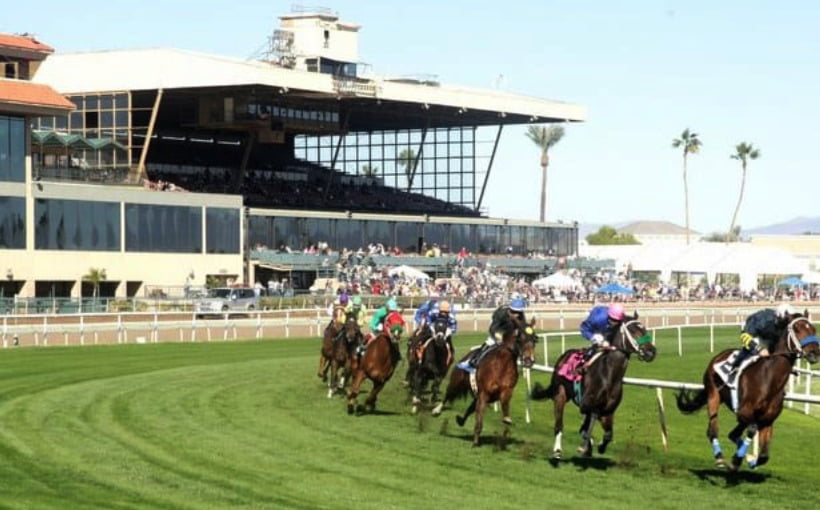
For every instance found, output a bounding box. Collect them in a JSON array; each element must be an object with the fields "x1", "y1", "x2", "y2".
[
  {"x1": 618, "y1": 220, "x2": 699, "y2": 236},
  {"x1": 33, "y1": 48, "x2": 586, "y2": 129},
  {"x1": 0, "y1": 33, "x2": 54, "y2": 58}
]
